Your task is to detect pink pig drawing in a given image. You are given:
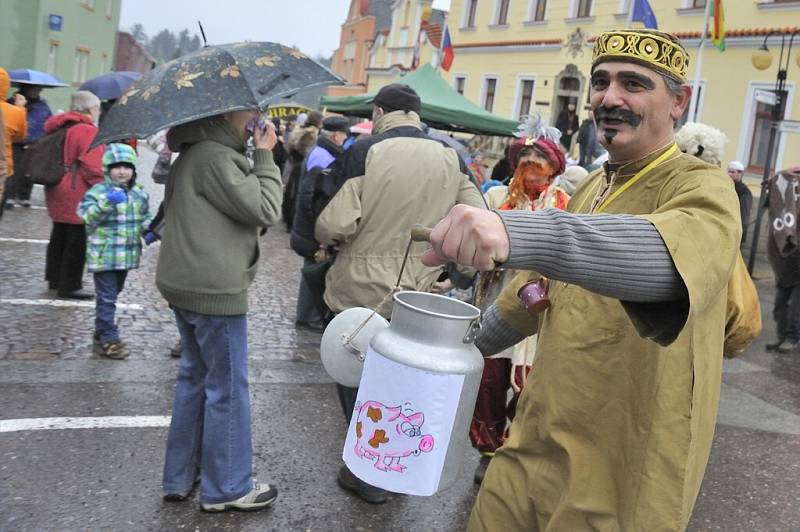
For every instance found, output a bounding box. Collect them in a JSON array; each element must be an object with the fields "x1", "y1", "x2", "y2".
[{"x1": 353, "y1": 400, "x2": 435, "y2": 472}]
